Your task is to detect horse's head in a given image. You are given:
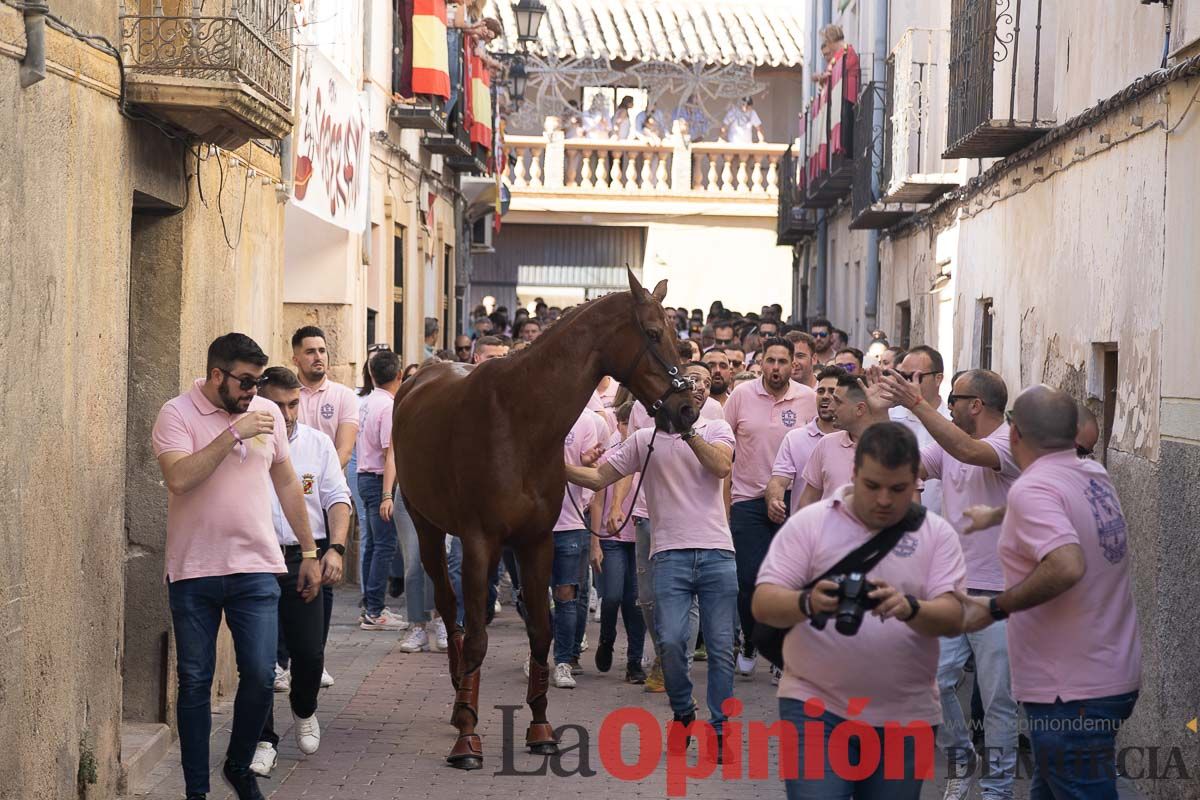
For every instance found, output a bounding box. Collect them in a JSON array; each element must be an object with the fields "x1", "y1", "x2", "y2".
[{"x1": 605, "y1": 269, "x2": 698, "y2": 432}]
